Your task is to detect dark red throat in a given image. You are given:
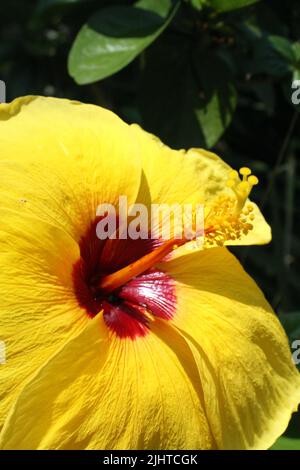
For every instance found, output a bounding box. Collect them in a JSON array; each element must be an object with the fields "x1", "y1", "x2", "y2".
[{"x1": 72, "y1": 218, "x2": 176, "y2": 339}]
